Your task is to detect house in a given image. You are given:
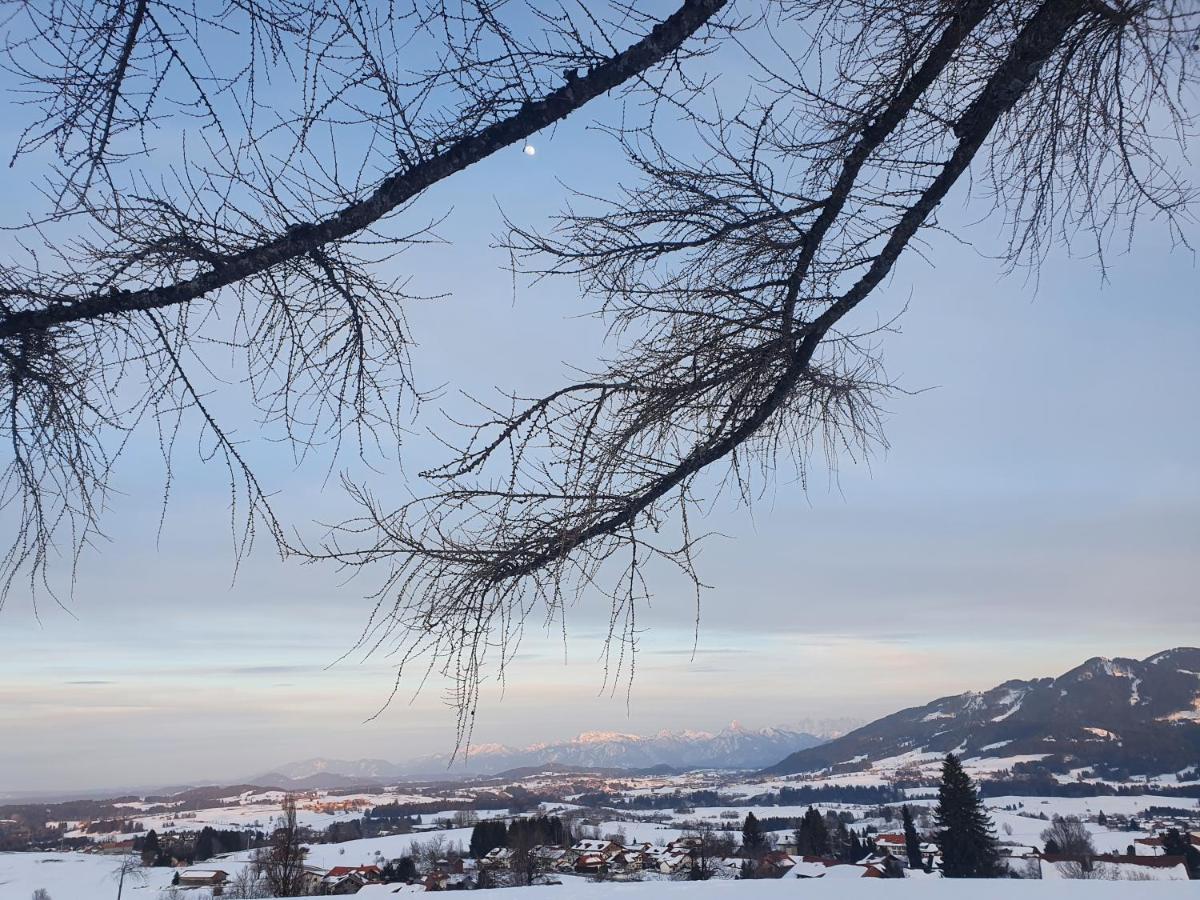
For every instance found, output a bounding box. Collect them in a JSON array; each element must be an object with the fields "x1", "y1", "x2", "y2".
[
  {"x1": 754, "y1": 850, "x2": 796, "y2": 878},
  {"x1": 322, "y1": 872, "x2": 367, "y2": 895},
  {"x1": 300, "y1": 865, "x2": 330, "y2": 895},
  {"x1": 873, "y1": 833, "x2": 908, "y2": 857},
  {"x1": 177, "y1": 869, "x2": 229, "y2": 889},
  {"x1": 531, "y1": 845, "x2": 568, "y2": 870},
  {"x1": 481, "y1": 846, "x2": 514, "y2": 868},
  {"x1": 443, "y1": 873, "x2": 476, "y2": 890},
  {"x1": 322, "y1": 865, "x2": 383, "y2": 893},
  {"x1": 569, "y1": 838, "x2": 622, "y2": 859},
  {"x1": 574, "y1": 851, "x2": 609, "y2": 874},
  {"x1": 1038, "y1": 853, "x2": 1190, "y2": 881},
  {"x1": 711, "y1": 857, "x2": 744, "y2": 879},
  {"x1": 782, "y1": 856, "x2": 884, "y2": 879},
  {"x1": 608, "y1": 848, "x2": 644, "y2": 872},
  {"x1": 656, "y1": 850, "x2": 693, "y2": 875},
  {"x1": 1134, "y1": 836, "x2": 1166, "y2": 855},
  {"x1": 326, "y1": 865, "x2": 383, "y2": 881}
]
